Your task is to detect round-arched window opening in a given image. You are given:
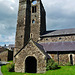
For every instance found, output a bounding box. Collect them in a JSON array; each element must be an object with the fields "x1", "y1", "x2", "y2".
[
  {"x1": 32, "y1": 19, "x2": 35, "y2": 24},
  {"x1": 32, "y1": 0, "x2": 37, "y2": 5}
]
